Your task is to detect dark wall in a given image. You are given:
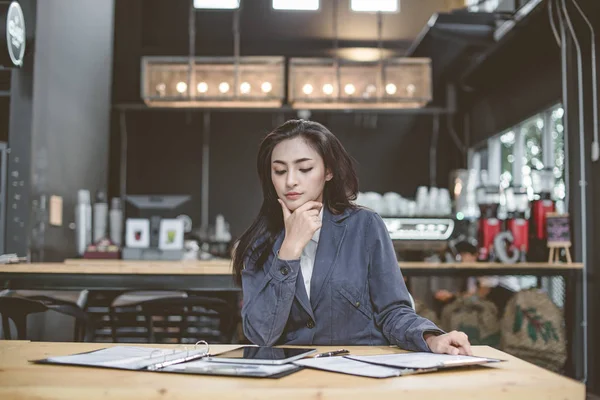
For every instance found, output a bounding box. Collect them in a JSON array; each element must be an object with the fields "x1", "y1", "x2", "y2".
[
  {"x1": 11, "y1": 0, "x2": 115, "y2": 261},
  {"x1": 5, "y1": 0, "x2": 37, "y2": 257},
  {"x1": 207, "y1": 112, "x2": 447, "y2": 238},
  {"x1": 560, "y1": 0, "x2": 600, "y2": 389},
  {"x1": 118, "y1": 110, "x2": 448, "y2": 239},
  {"x1": 109, "y1": 0, "x2": 457, "y2": 238},
  {"x1": 463, "y1": 3, "x2": 562, "y2": 145}
]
